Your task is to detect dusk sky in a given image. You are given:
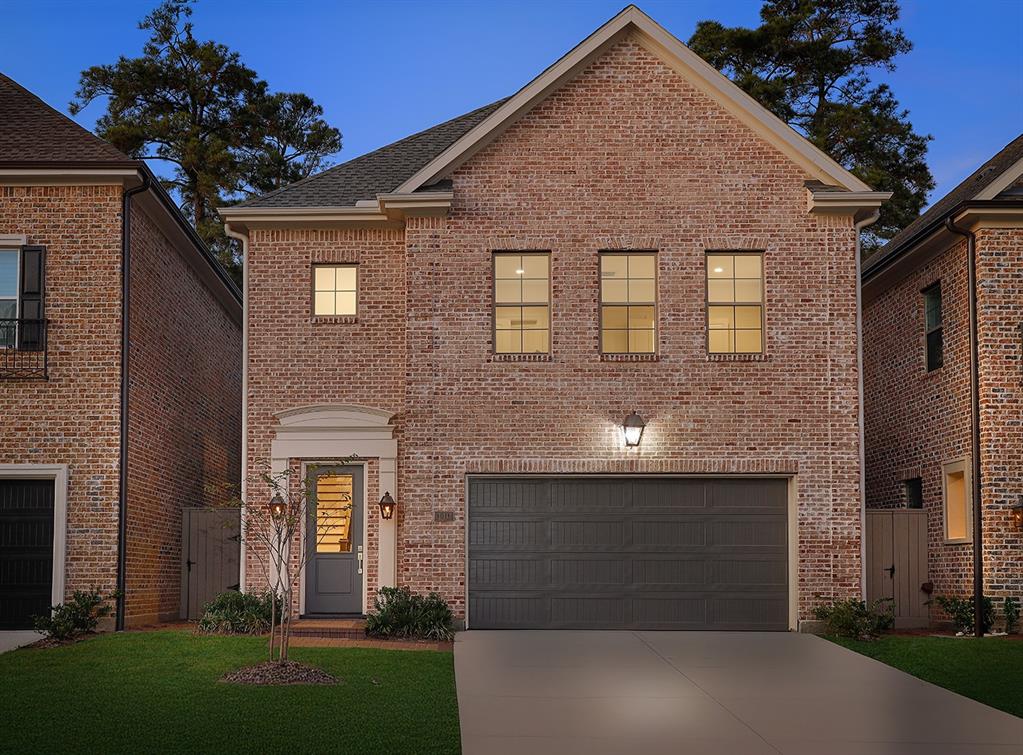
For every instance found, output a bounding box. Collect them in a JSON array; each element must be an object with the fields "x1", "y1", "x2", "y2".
[{"x1": 3, "y1": 0, "x2": 1021, "y2": 207}]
